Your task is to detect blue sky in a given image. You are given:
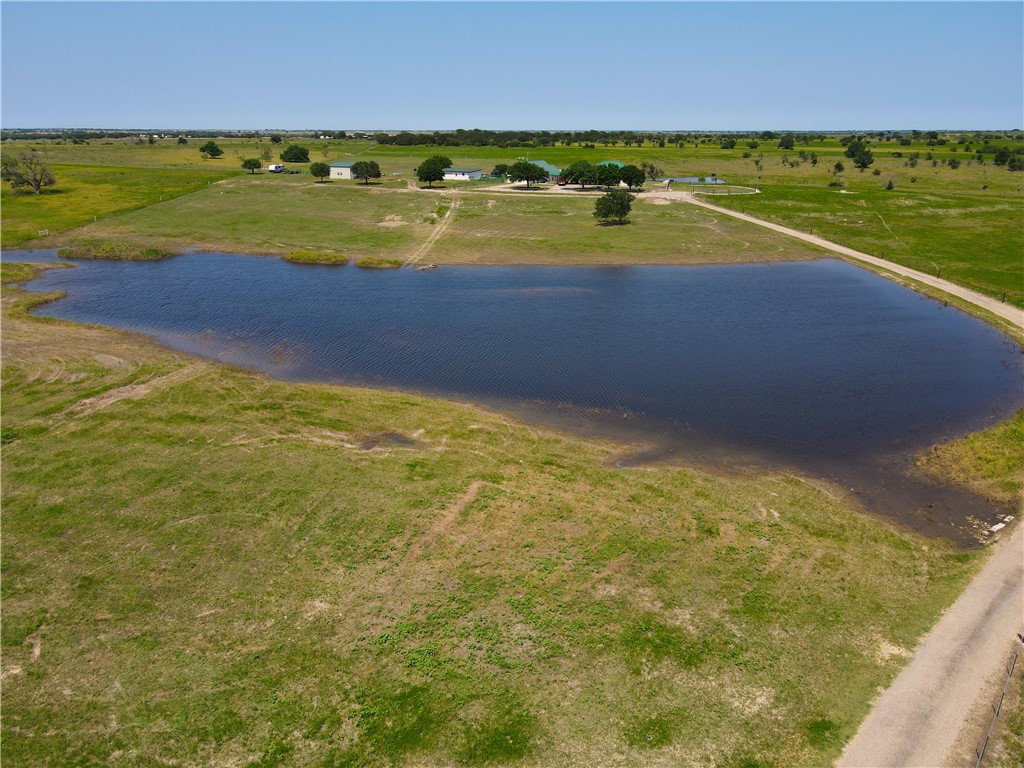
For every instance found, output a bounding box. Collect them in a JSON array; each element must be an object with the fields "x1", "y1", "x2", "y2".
[{"x1": 2, "y1": 1, "x2": 1022, "y2": 130}]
